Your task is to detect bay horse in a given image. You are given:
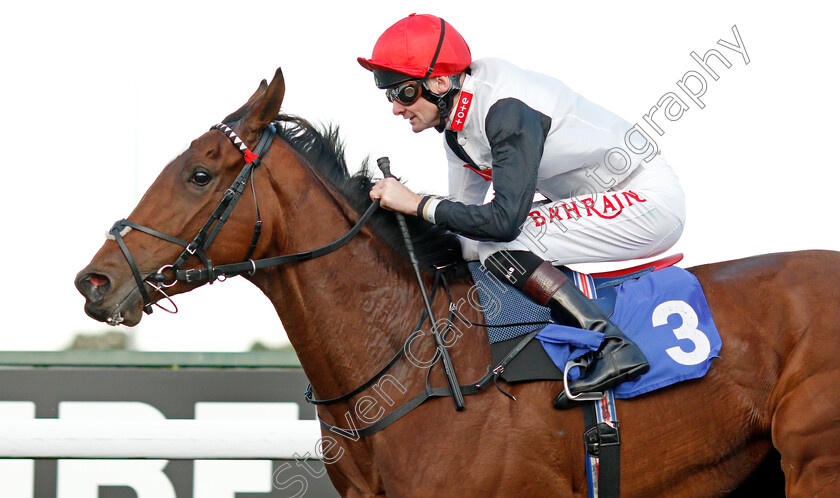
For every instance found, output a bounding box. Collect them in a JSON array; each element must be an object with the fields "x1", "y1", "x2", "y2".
[{"x1": 76, "y1": 67, "x2": 839, "y2": 497}]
